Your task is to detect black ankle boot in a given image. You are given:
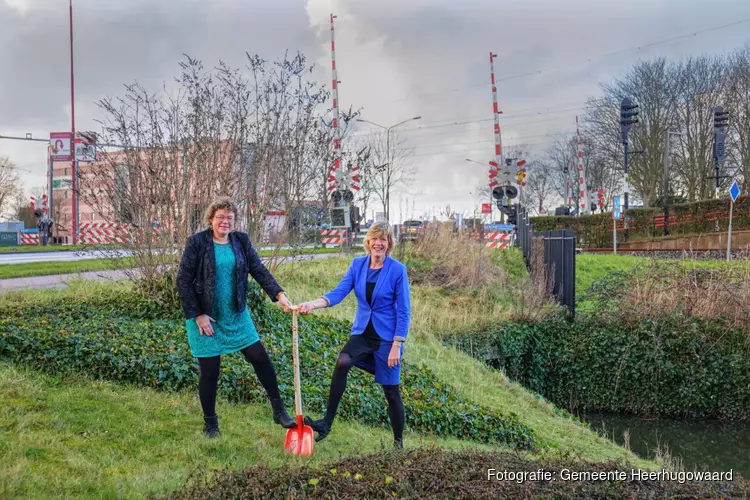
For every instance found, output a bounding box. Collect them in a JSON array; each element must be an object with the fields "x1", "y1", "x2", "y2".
[
  {"x1": 304, "y1": 416, "x2": 331, "y2": 442},
  {"x1": 203, "y1": 414, "x2": 220, "y2": 438},
  {"x1": 270, "y1": 398, "x2": 295, "y2": 429}
]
